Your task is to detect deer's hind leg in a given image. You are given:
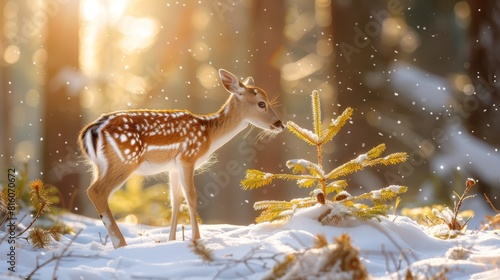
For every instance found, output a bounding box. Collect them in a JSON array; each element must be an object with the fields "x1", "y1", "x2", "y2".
[{"x1": 87, "y1": 165, "x2": 134, "y2": 248}]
